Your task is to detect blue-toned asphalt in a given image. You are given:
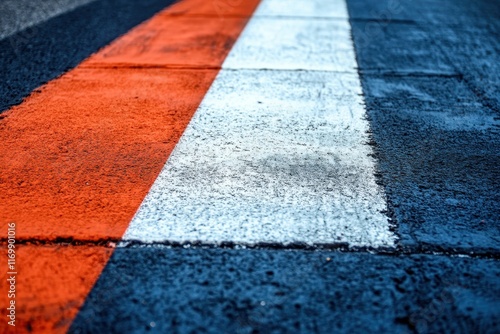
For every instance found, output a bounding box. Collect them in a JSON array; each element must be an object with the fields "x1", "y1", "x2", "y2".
[
  {"x1": 1, "y1": 0, "x2": 498, "y2": 332},
  {"x1": 71, "y1": 248, "x2": 499, "y2": 333},
  {"x1": 348, "y1": 0, "x2": 500, "y2": 252},
  {"x1": 69, "y1": 0, "x2": 500, "y2": 332}
]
